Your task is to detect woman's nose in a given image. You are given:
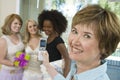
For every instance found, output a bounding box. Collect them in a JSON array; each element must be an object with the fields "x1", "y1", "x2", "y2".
[
  {"x1": 43, "y1": 27, "x2": 47, "y2": 30},
  {"x1": 18, "y1": 24, "x2": 21, "y2": 28},
  {"x1": 72, "y1": 36, "x2": 81, "y2": 46}
]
